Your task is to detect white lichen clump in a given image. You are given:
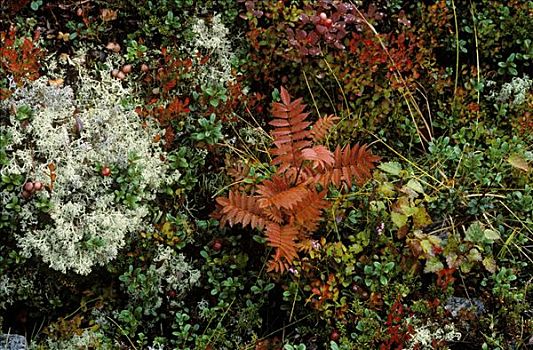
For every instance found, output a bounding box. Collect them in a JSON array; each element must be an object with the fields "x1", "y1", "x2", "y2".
[
  {"x1": 1, "y1": 69, "x2": 179, "y2": 275},
  {"x1": 154, "y1": 245, "x2": 201, "y2": 295},
  {"x1": 406, "y1": 321, "x2": 462, "y2": 350},
  {"x1": 190, "y1": 14, "x2": 235, "y2": 87},
  {"x1": 486, "y1": 74, "x2": 532, "y2": 109}
]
